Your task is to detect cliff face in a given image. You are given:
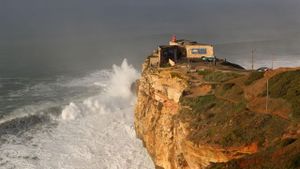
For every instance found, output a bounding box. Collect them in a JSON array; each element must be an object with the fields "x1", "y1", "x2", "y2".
[
  {"x1": 135, "y1": 62, "x2": 188, "y2": 169},
  {"x1": 135, "y1": 59, "x2": 300, "y2": 169}
]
